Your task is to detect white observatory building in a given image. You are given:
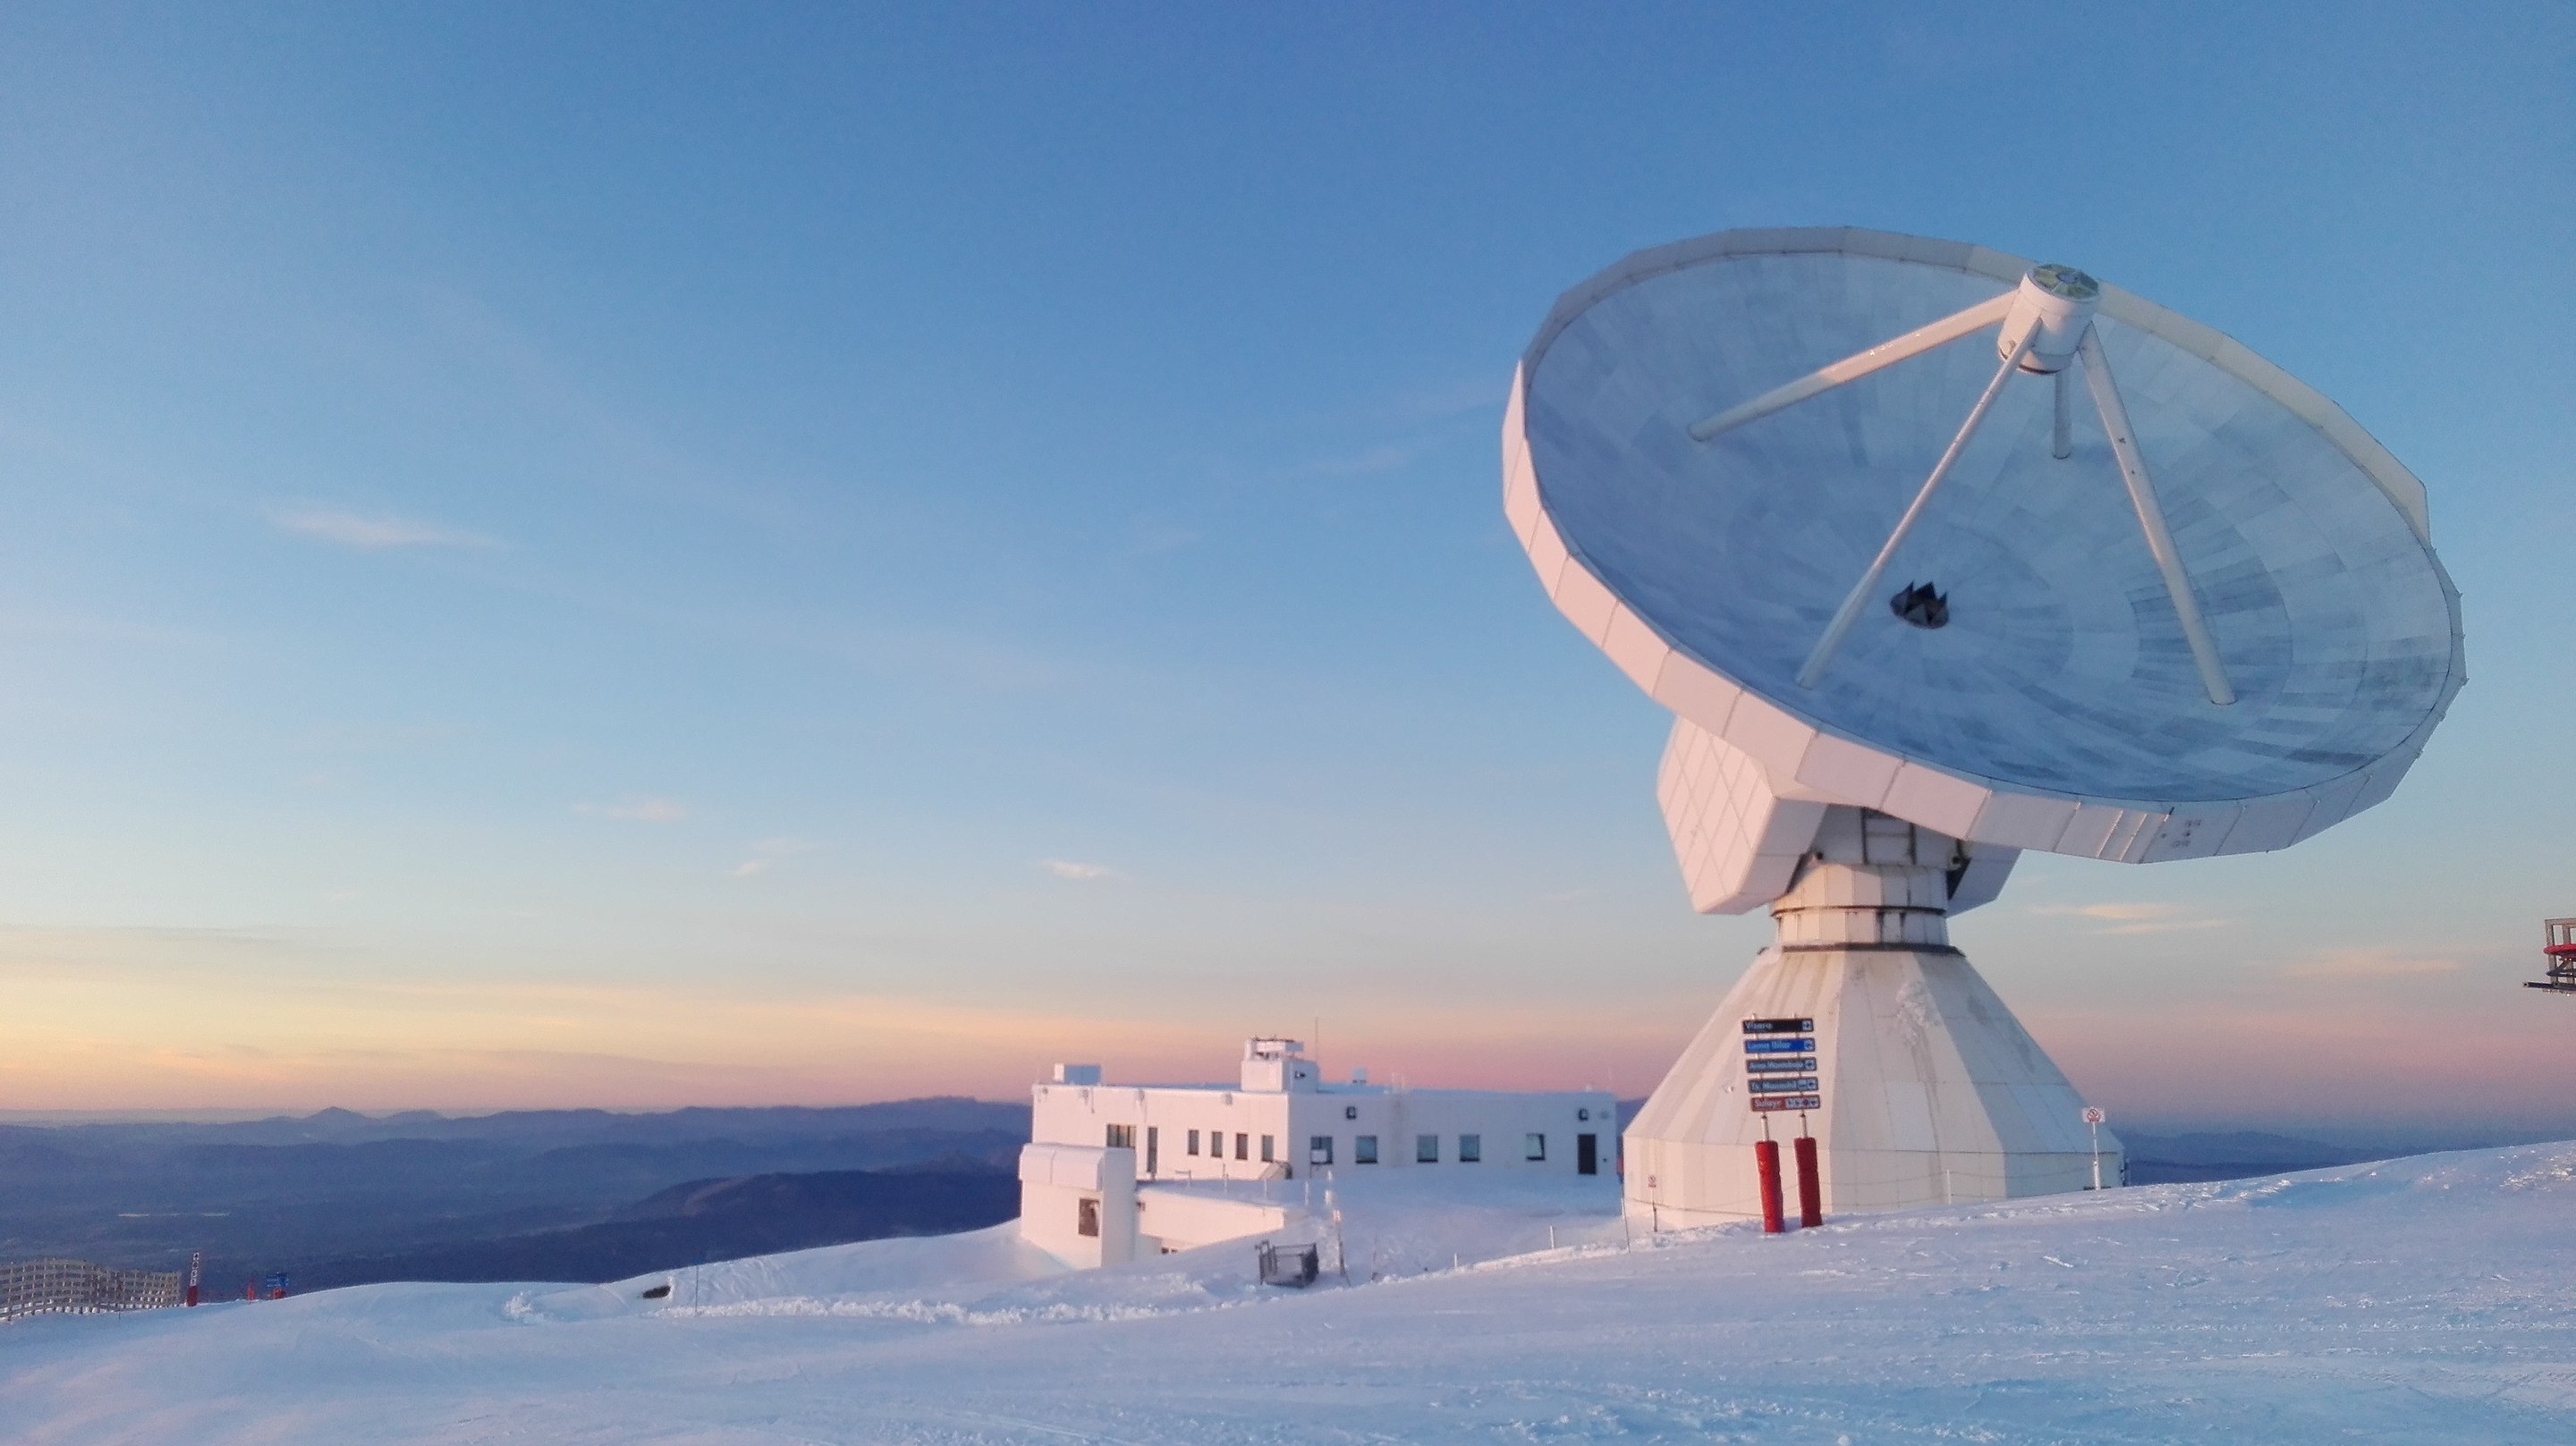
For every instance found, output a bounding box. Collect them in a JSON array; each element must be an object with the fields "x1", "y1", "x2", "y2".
[
  {"x1": 1018, "y1": 1038, "x2": 1614, "y2": 1267},
  {"x1": 1504, "y1": 226, "x2": 2464, "y2": 1227}
]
